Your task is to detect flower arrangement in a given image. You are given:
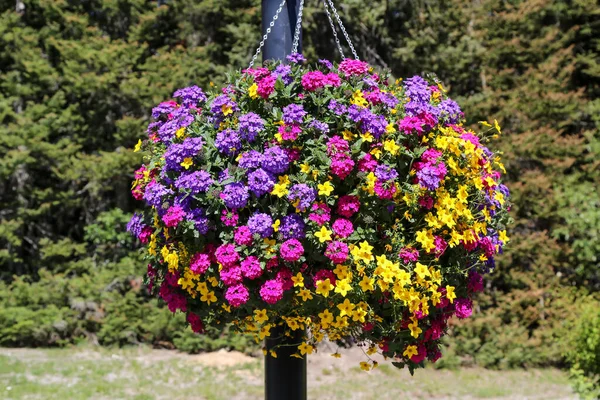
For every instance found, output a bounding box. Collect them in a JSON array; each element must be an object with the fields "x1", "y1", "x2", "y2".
[{"x1": 128, "y1": 54, "x2": 510, "y2": 372}]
